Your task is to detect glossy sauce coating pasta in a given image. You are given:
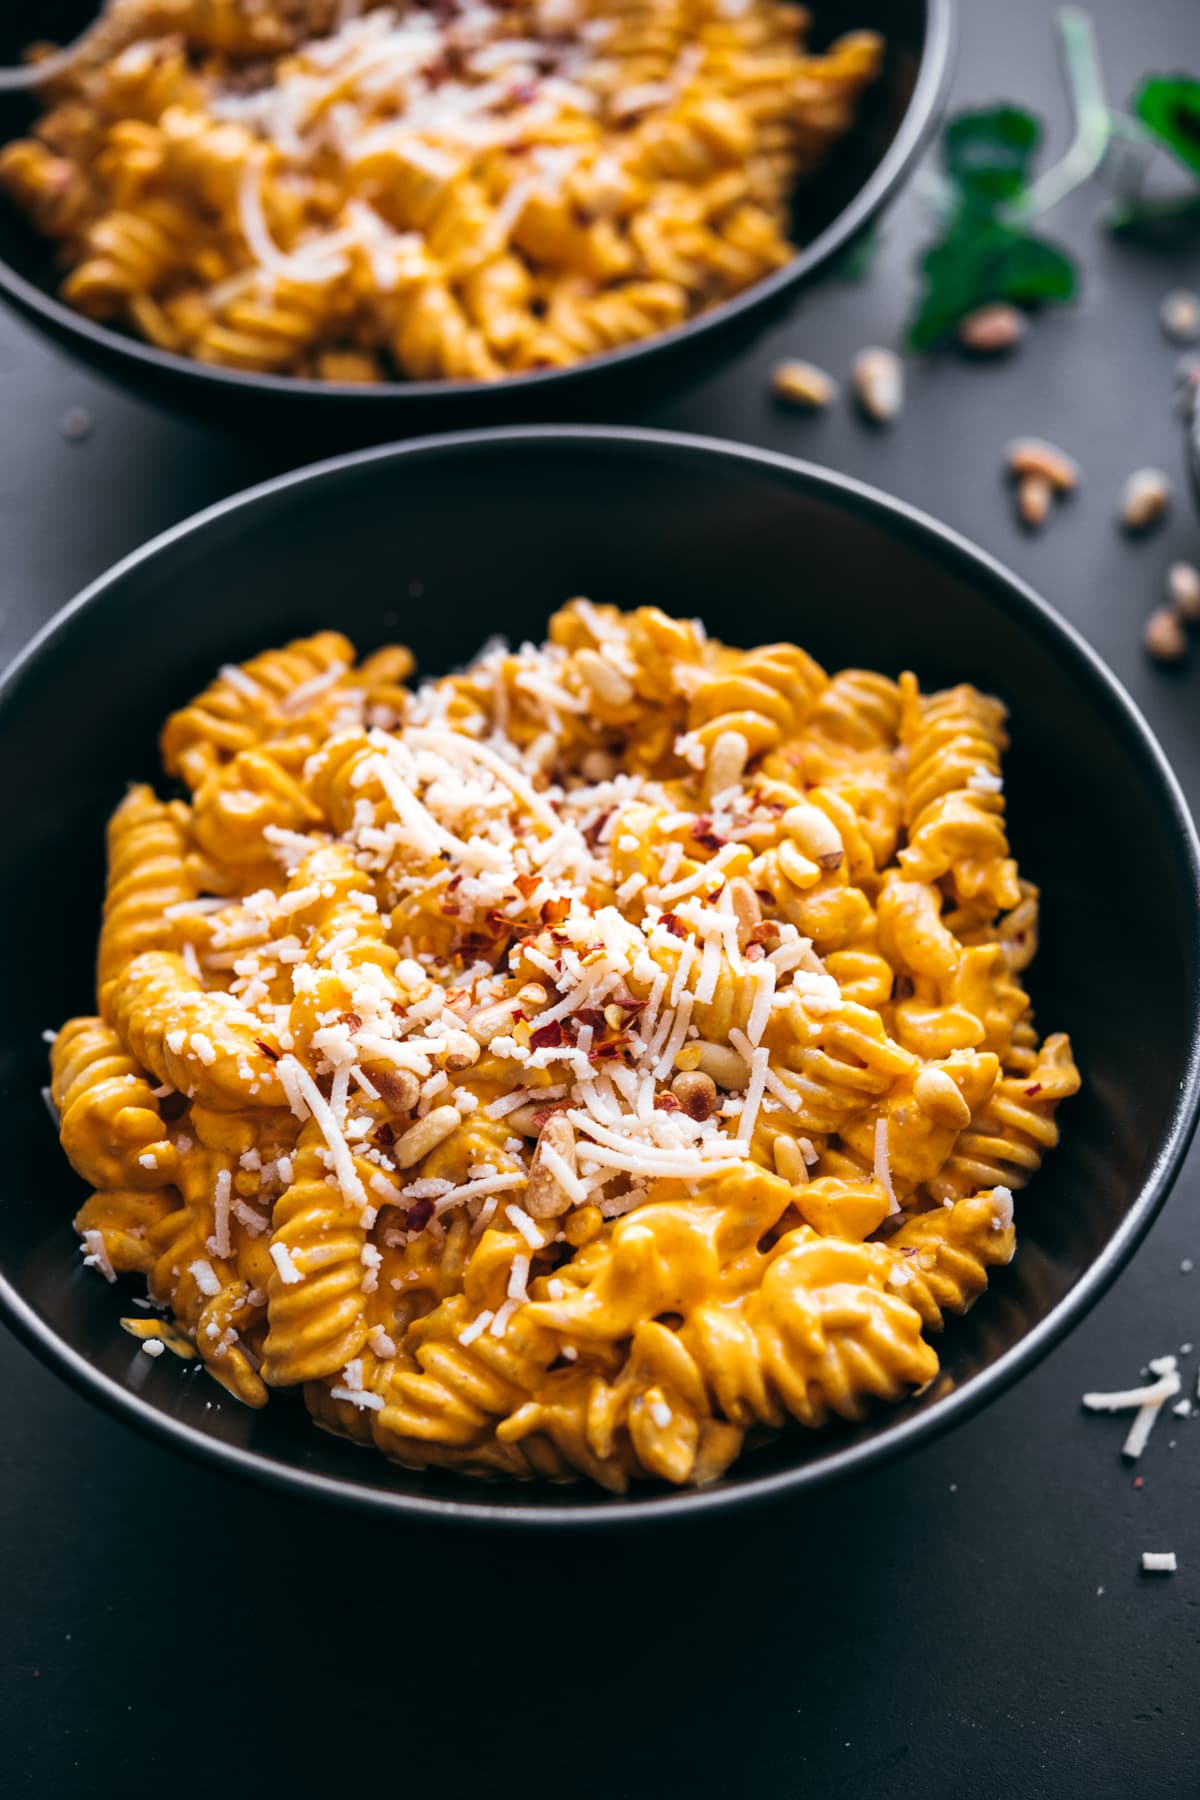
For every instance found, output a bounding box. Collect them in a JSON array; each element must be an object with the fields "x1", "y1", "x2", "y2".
[
  {"x1": 1, "y1": 0, "x2": 881, "y2": 381},
  {"x1": 51, "y1": 605, "x2": 1078, "y2": 1489}
]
